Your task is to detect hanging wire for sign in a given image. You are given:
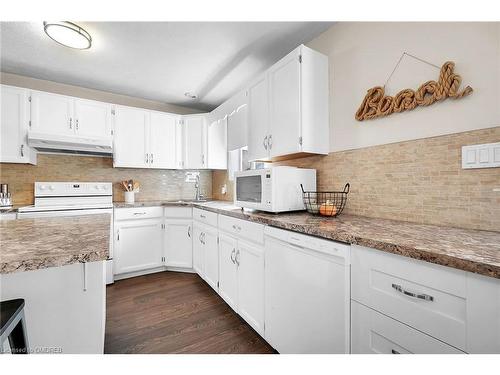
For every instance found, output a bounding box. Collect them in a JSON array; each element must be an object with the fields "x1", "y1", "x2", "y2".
[{"x1": 384, "y1": 52, "x2": 441, "y2": 88}]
